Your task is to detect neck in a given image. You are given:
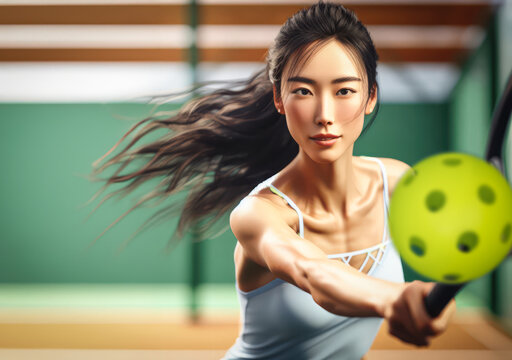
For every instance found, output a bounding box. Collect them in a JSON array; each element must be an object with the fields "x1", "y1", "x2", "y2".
[{"x1": 283, "y1": 147, "x2": 363, "y2": 218}]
